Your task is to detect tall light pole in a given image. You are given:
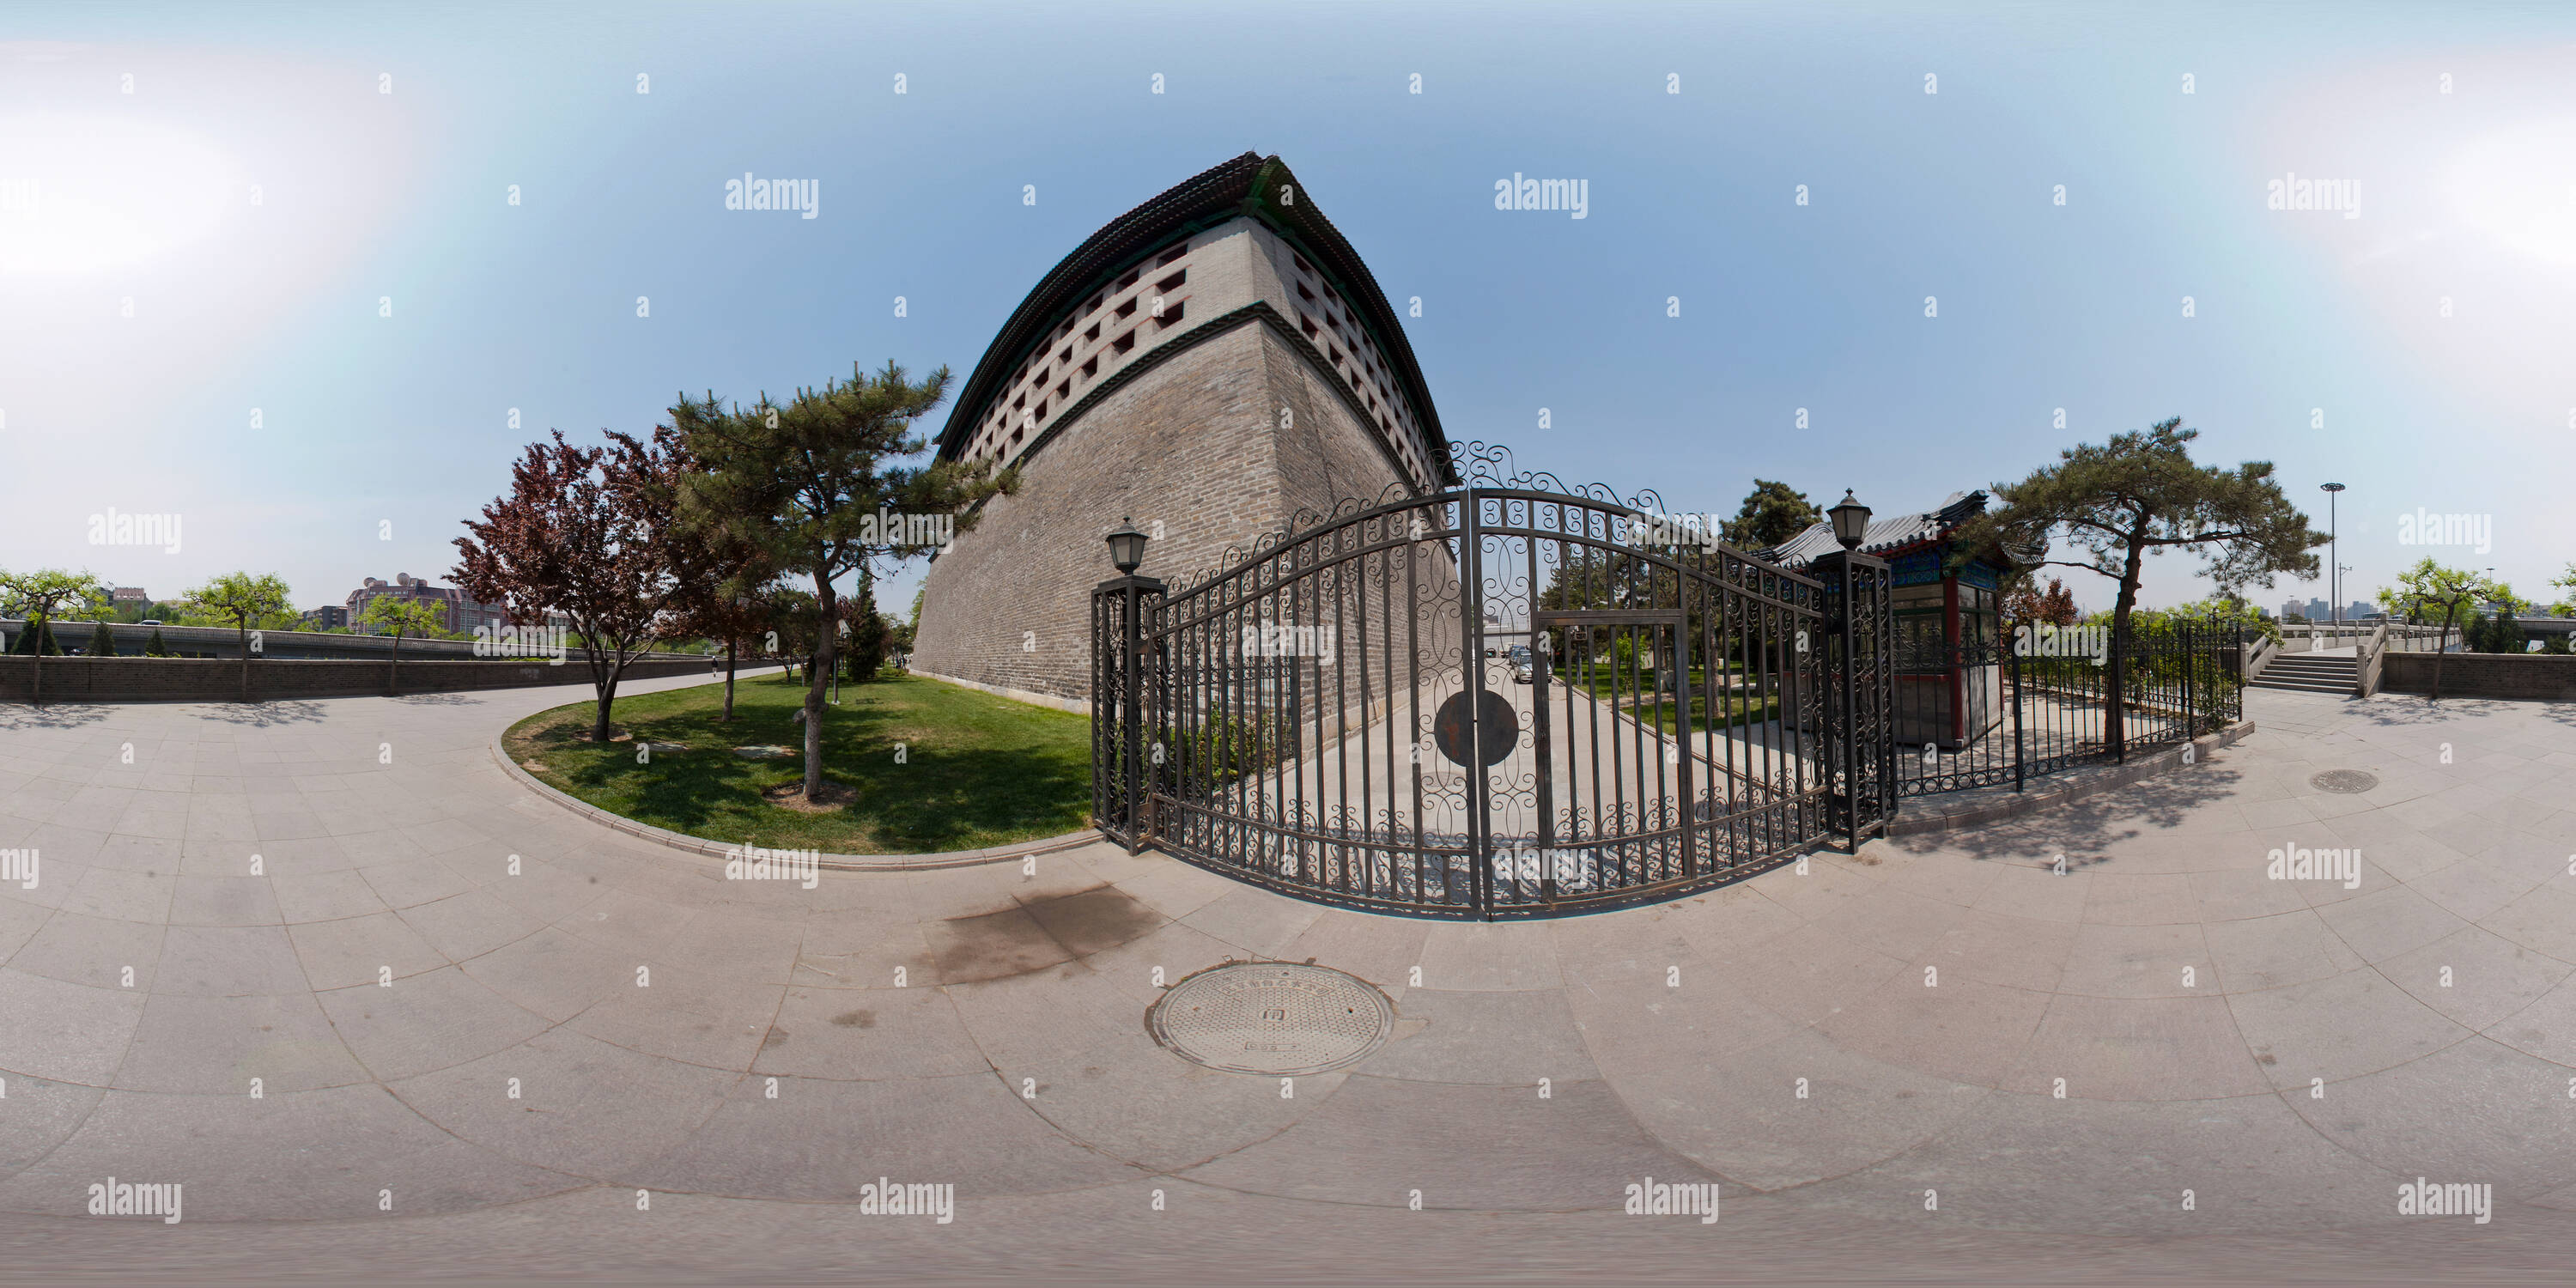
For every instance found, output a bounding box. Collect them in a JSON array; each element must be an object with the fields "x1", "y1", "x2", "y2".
[{"x1": 2320, "y1": 483, "x2": 2346, "y2": 631}]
